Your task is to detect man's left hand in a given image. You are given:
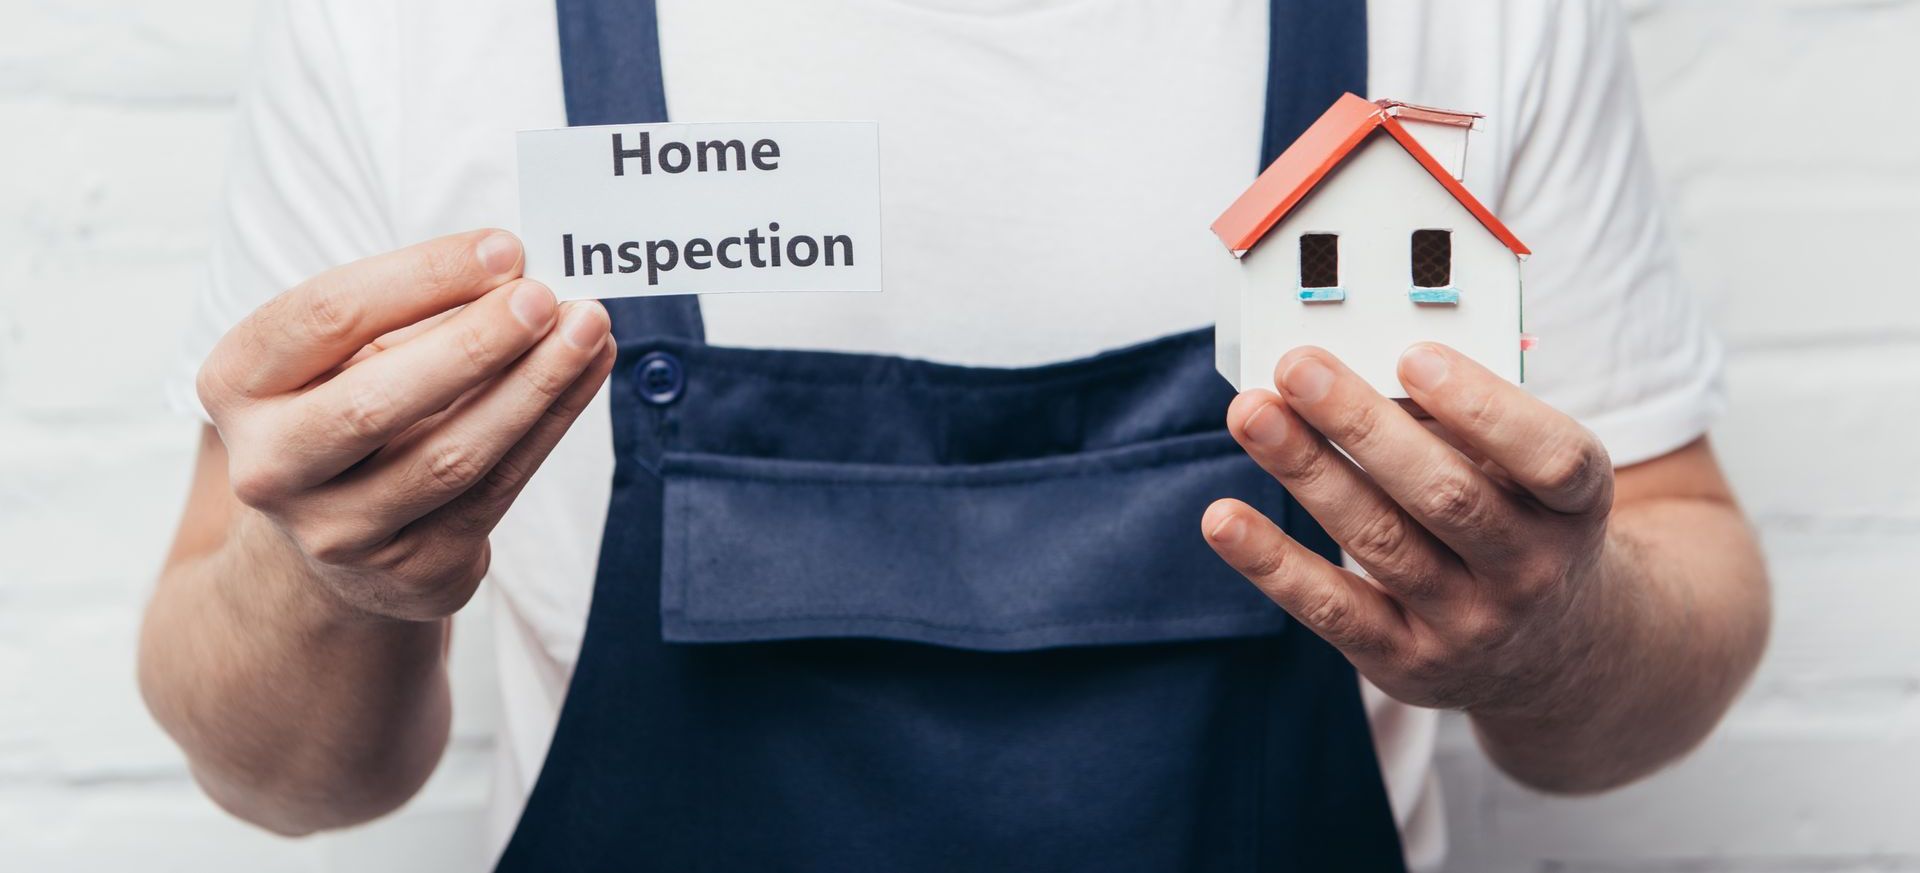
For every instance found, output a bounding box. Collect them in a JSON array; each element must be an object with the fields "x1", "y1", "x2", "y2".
[{"x1": 1204, "y1": 343, "x2": 1621, "y2": 716}]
